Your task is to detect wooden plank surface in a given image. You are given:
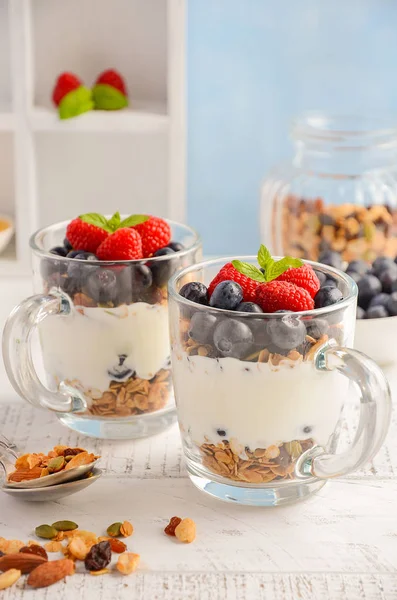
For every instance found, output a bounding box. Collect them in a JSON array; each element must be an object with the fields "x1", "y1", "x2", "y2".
[{"x1": 0, "y1": 283, "x2": 397, "y2": 599}]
